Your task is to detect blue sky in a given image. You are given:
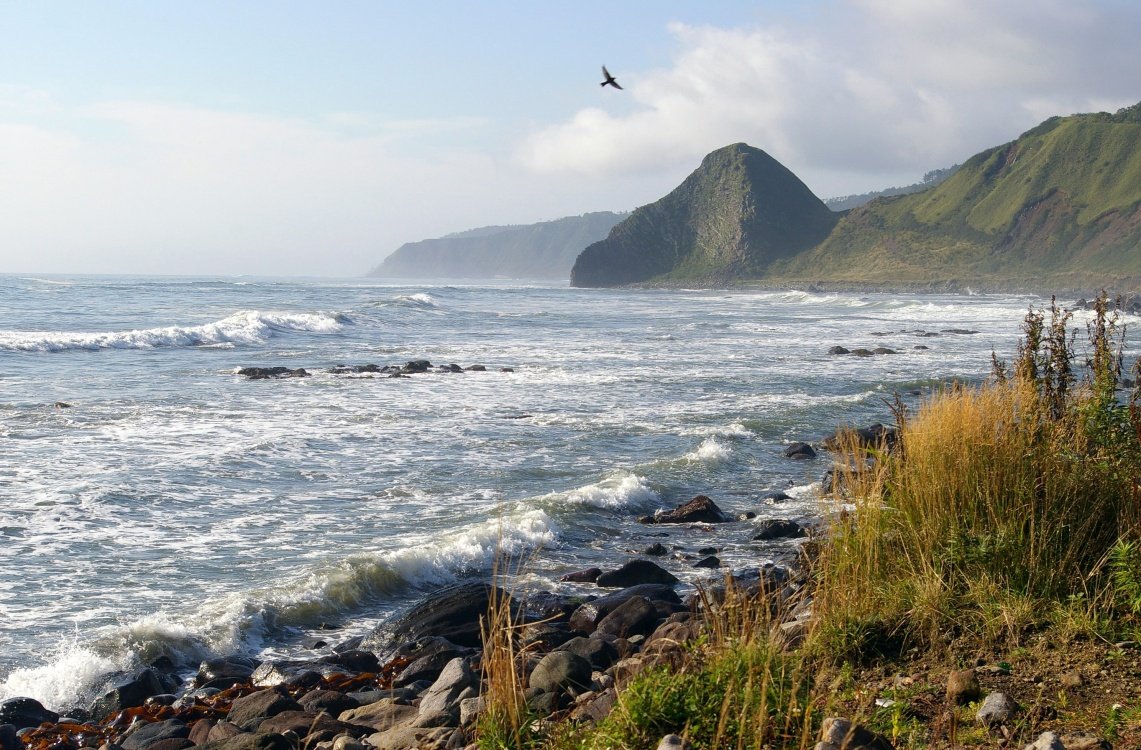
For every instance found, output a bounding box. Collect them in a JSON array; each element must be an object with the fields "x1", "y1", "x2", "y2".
[{"x1": 2, "y1": 1, "x2": 1140, "y2": 276}]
